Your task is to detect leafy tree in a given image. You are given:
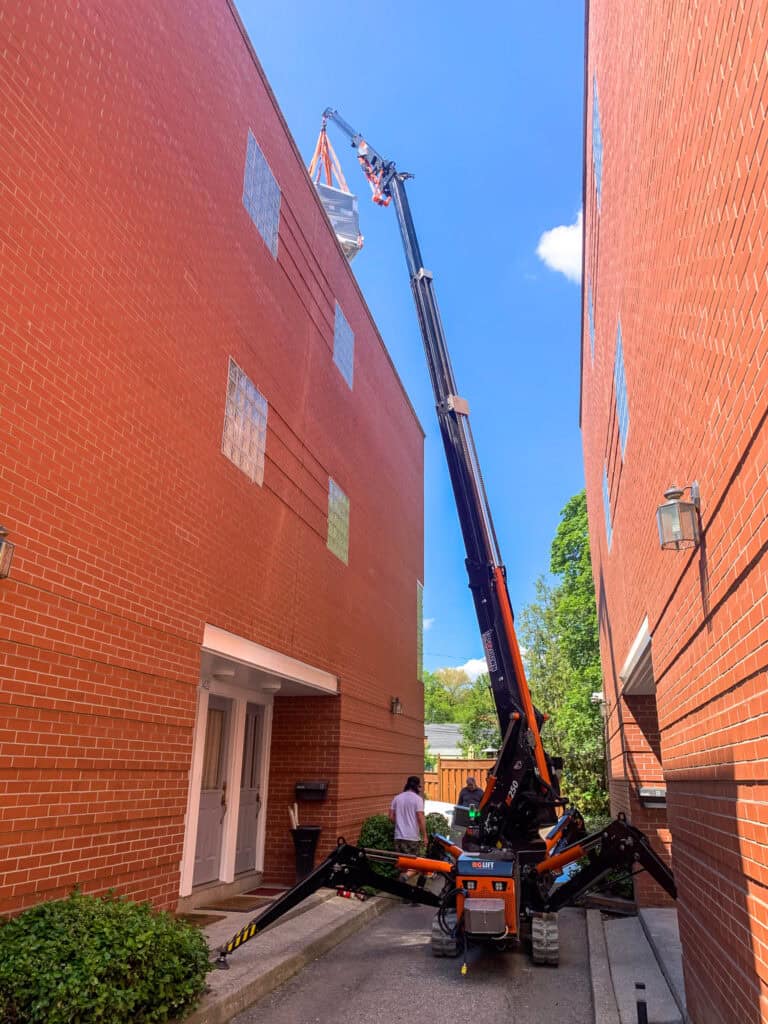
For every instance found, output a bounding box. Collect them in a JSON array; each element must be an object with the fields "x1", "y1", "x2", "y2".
[
  {"x1": 550, "y1": 491, "x2": 601, "y2": 683},
  {"x1": 421, "y1": 492, "x2": 606, "y2": 815},
  {"x1": 456, "y1": 674, "x2": 500, "y2": 757},
  {"x1": 434, "y1": 667, "x2": 471, "y2": 694},
  {"x1": 423, "y1": 669, "x2": 465, "y2": 723},
  {"x1": 424, "y1": 744, "x2": 438, "y2": 772},
  {"x1": 519, "y1": 490, "x2": 608, "y2": 817}
]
